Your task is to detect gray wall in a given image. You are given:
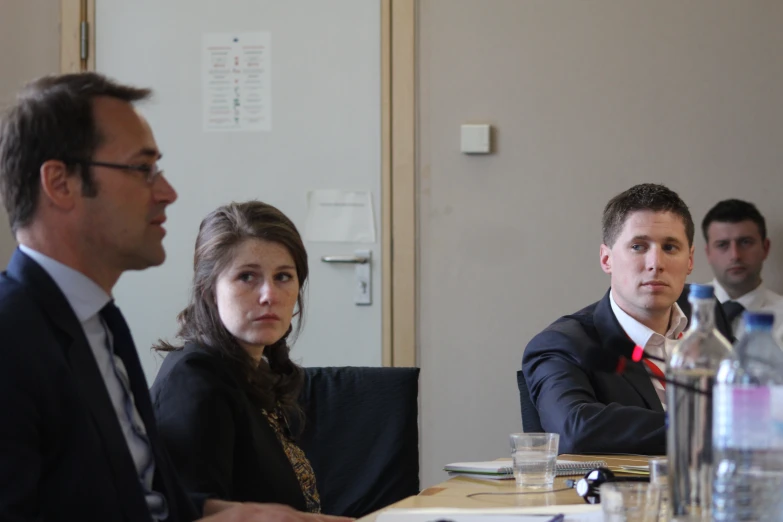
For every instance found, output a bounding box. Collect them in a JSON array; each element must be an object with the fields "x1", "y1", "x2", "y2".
[
  {"x1": 0, "y1": 0, "x2": 60, "y2": 264},
  {"x1": 417, "y1": 0, "x2": 783, "y2": 487}
]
